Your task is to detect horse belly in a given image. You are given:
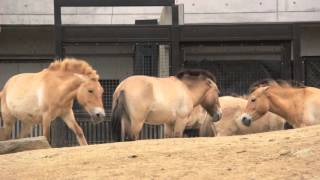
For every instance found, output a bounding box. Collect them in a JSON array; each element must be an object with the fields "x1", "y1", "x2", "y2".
[
  {"x1": 145, "y1": 109, "x2": 173, "y2": 125},
  {"x1": 6, "y1": 94, "x2": 42, "y2": 123}
]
